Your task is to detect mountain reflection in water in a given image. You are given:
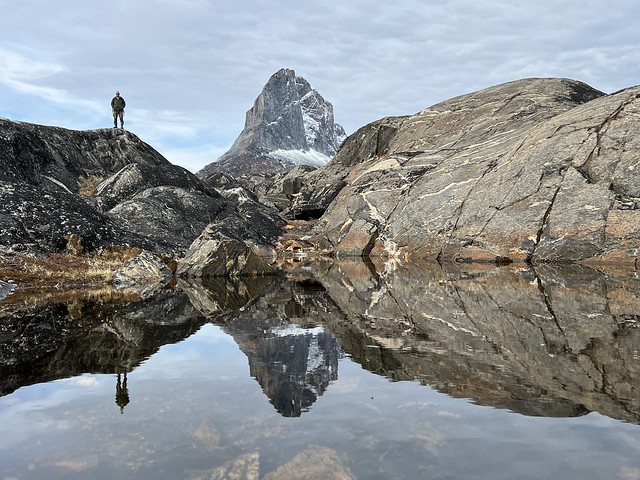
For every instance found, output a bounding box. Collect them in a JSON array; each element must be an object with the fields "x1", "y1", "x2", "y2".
[
  {"x1": 0, "y1": 261, "x2": 640, "y2": 478},
  {"x1": 2, "y1": 259, "x2": 640, "y2": 425}
]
